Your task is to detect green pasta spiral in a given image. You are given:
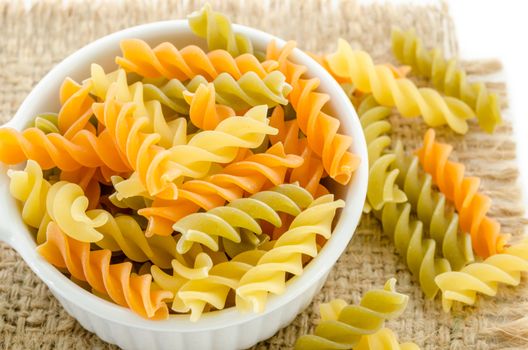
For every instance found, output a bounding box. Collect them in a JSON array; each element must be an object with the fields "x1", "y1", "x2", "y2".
[
  {"x1": 359, "y1": 95, "x2": 406, "y2": 212},
  {"x1": 188, "y1": 3, "x2": 253, "y2": 57},
  {"x1": 391, "y1": 141, "x2": 474, "y2": 271},
  {"x1": 391, "y1": 28, "x2": 501, "y2": 133},
  {"x1": 33, "y1": 113, "x2": 60, "y2": 134},
  {"x1": 376, "y1": 202, "x2": 451, "y2": 299},
  {"x1": 294, "y1": 279, "x2": 409, "y2": 349},
  {"x1": 173, "y1": 183, "x2": 314, "y2": 254}
]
